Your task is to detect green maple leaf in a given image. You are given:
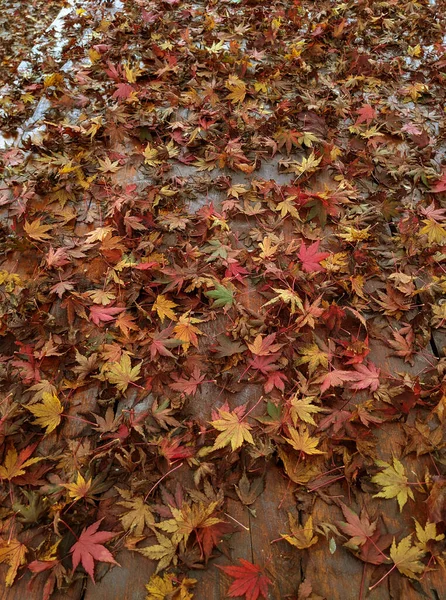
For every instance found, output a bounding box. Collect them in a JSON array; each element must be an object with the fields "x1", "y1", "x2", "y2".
[{"x1": 205, "y1": 284, "x2": 234, "y2": 308}]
